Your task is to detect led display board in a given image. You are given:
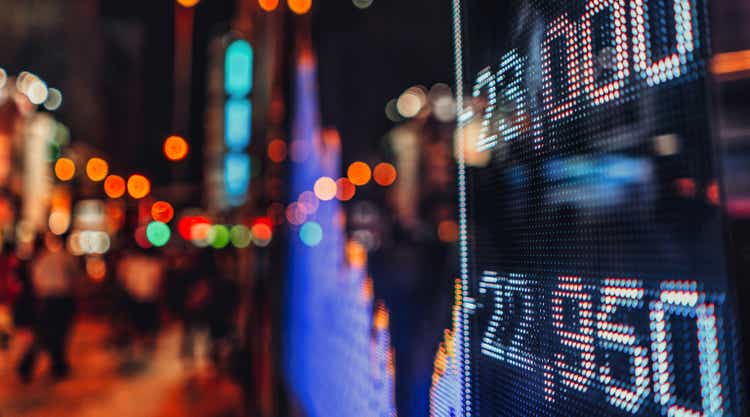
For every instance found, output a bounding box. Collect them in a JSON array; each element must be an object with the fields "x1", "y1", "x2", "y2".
[{"x1": 441, "y1": 0, "x2": 746, "y2": 415}]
